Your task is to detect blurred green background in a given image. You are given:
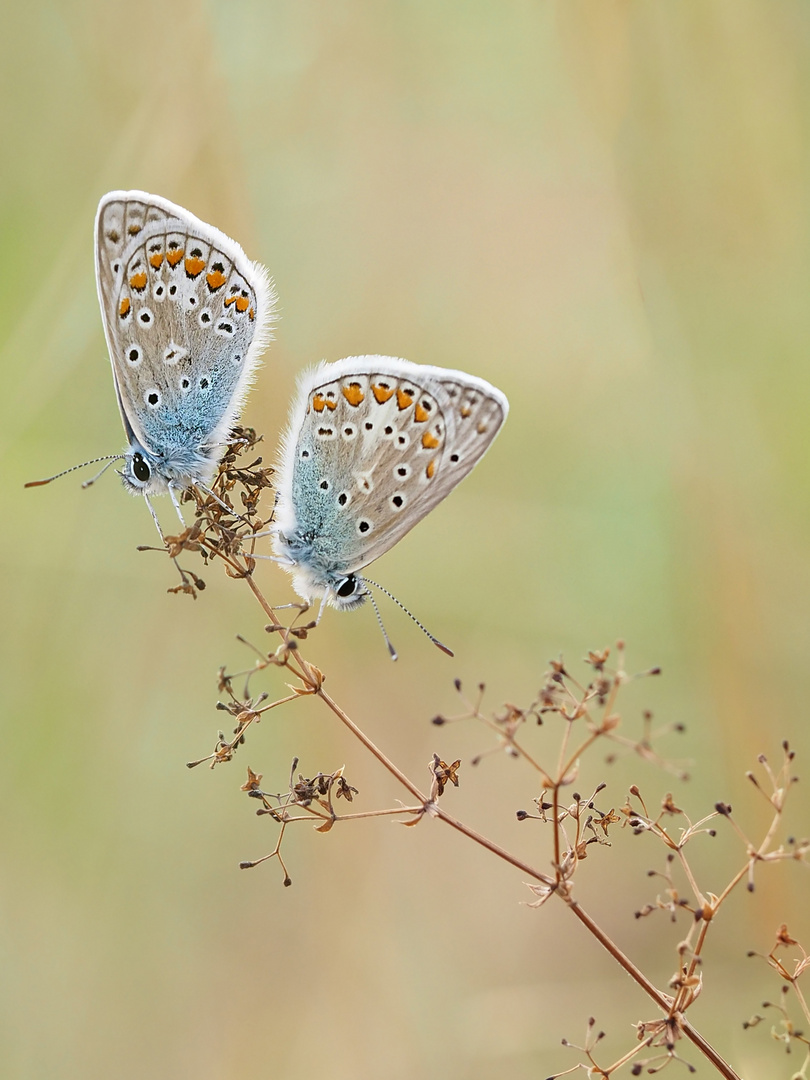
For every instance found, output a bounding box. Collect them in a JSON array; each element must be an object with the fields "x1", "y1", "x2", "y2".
[{"x1": 3, "y1": 2, "x2": 810, "y2": 1077}]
